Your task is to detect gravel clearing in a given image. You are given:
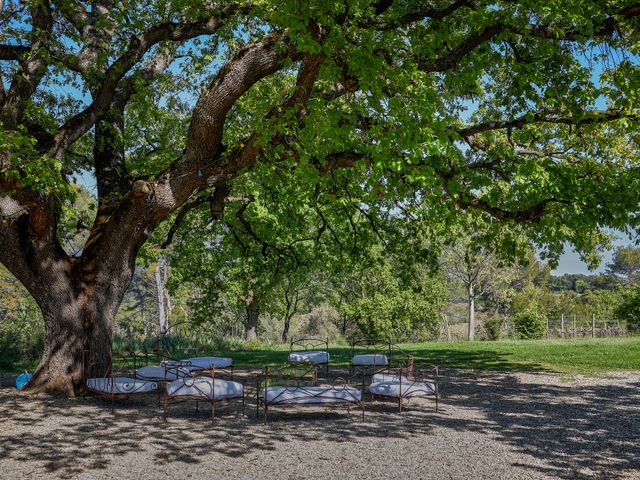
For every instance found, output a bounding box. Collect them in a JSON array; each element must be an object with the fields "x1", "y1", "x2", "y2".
[{"x1": 1, "y1": 369, "x2": 639, "y2": 480}]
